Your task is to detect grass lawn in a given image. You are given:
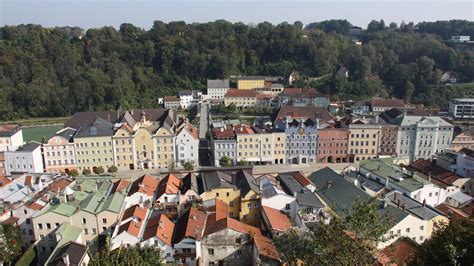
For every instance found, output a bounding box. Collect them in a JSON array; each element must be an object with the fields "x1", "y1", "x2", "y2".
[{"x1": 22, "y1": 125, "x2": 63, "y2": 142}]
